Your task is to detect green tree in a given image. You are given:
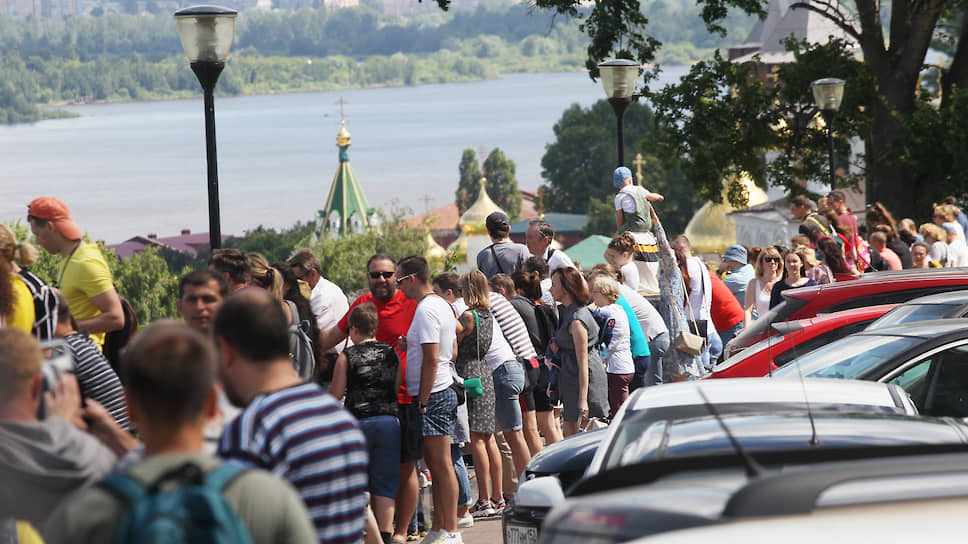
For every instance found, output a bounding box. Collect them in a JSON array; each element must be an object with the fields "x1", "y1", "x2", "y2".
[
  {"x1": 455, "y1": 148, "x2": 482, "y2": 214},
  {"x1": 482, "y1": 148, "x2": 523, "y2": 222},
  {"x1": 111, "y1": 245, "x2": 181, "y2": 325},
  {"x1": 540, "y1": 100, "x2": 697, "y2": 235},
  {"x1": 224, "y1": 222, "x2": 316, "y2": 264}
]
